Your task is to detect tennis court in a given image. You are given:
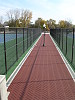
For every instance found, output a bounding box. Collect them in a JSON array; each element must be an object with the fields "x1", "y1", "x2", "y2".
[{"x1": 0, "y1": 28, "x2": 41, "y2": 75}]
